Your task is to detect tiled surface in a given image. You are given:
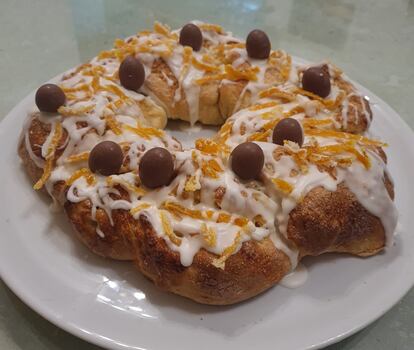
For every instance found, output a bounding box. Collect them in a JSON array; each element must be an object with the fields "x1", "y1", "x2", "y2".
[{"x1": 0, "y1": 0, "x2": 413, "y2": 348}]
